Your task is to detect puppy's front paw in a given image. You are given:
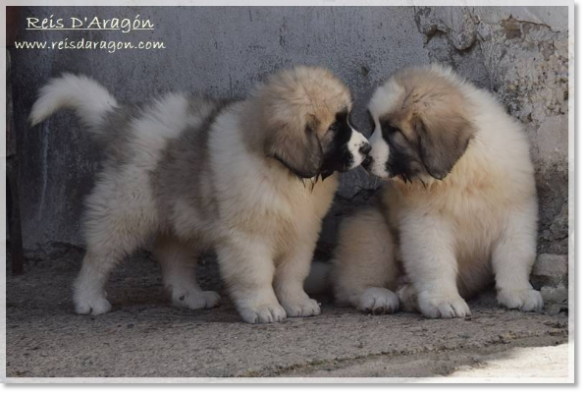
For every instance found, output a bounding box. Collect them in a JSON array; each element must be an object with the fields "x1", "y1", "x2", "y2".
[
  {"x1": 497, "y1": 288, "x2": 543, "y2": 312},
  {"x1": 356, "y1": 287, "x2": 399, "y2": 315},
  {"x1": 280, "y1": 296, "x2": 321, "y2": 317},
  {"x1": 239, "y1": 302, "x2": 287, "y2": 324},
  {"x1": 74, "y1": 293, "x2": 112, "y2": 315},
  {"x1": 172, "y1": 290, "x2": 220, "y2": 310},
  {"x1": 418, "y1": 291, "x2": 470, "y2": 319}
]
